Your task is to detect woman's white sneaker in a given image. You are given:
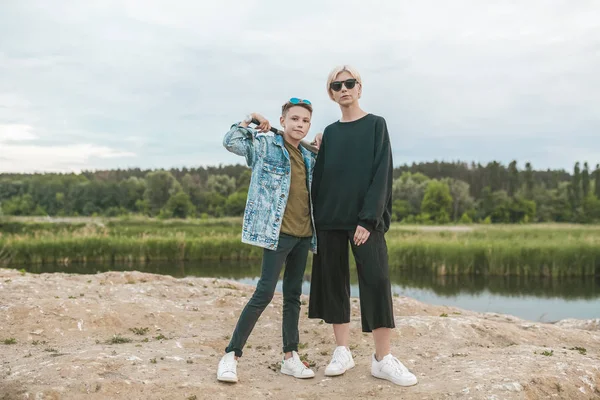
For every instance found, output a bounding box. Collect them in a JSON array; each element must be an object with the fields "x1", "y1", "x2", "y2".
[
  {"x1": 371, "y1": 353, "x2": 417, "y2": 386},
  {"x1": 324, "y1": 346, "x2": 355, "y2": 376},
  {"x1": 217, "y1": 351, "x2": 238, "y2": 383},
  {"x1": 280, "y1": 351, "x2": 315, "y2": 379}
]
